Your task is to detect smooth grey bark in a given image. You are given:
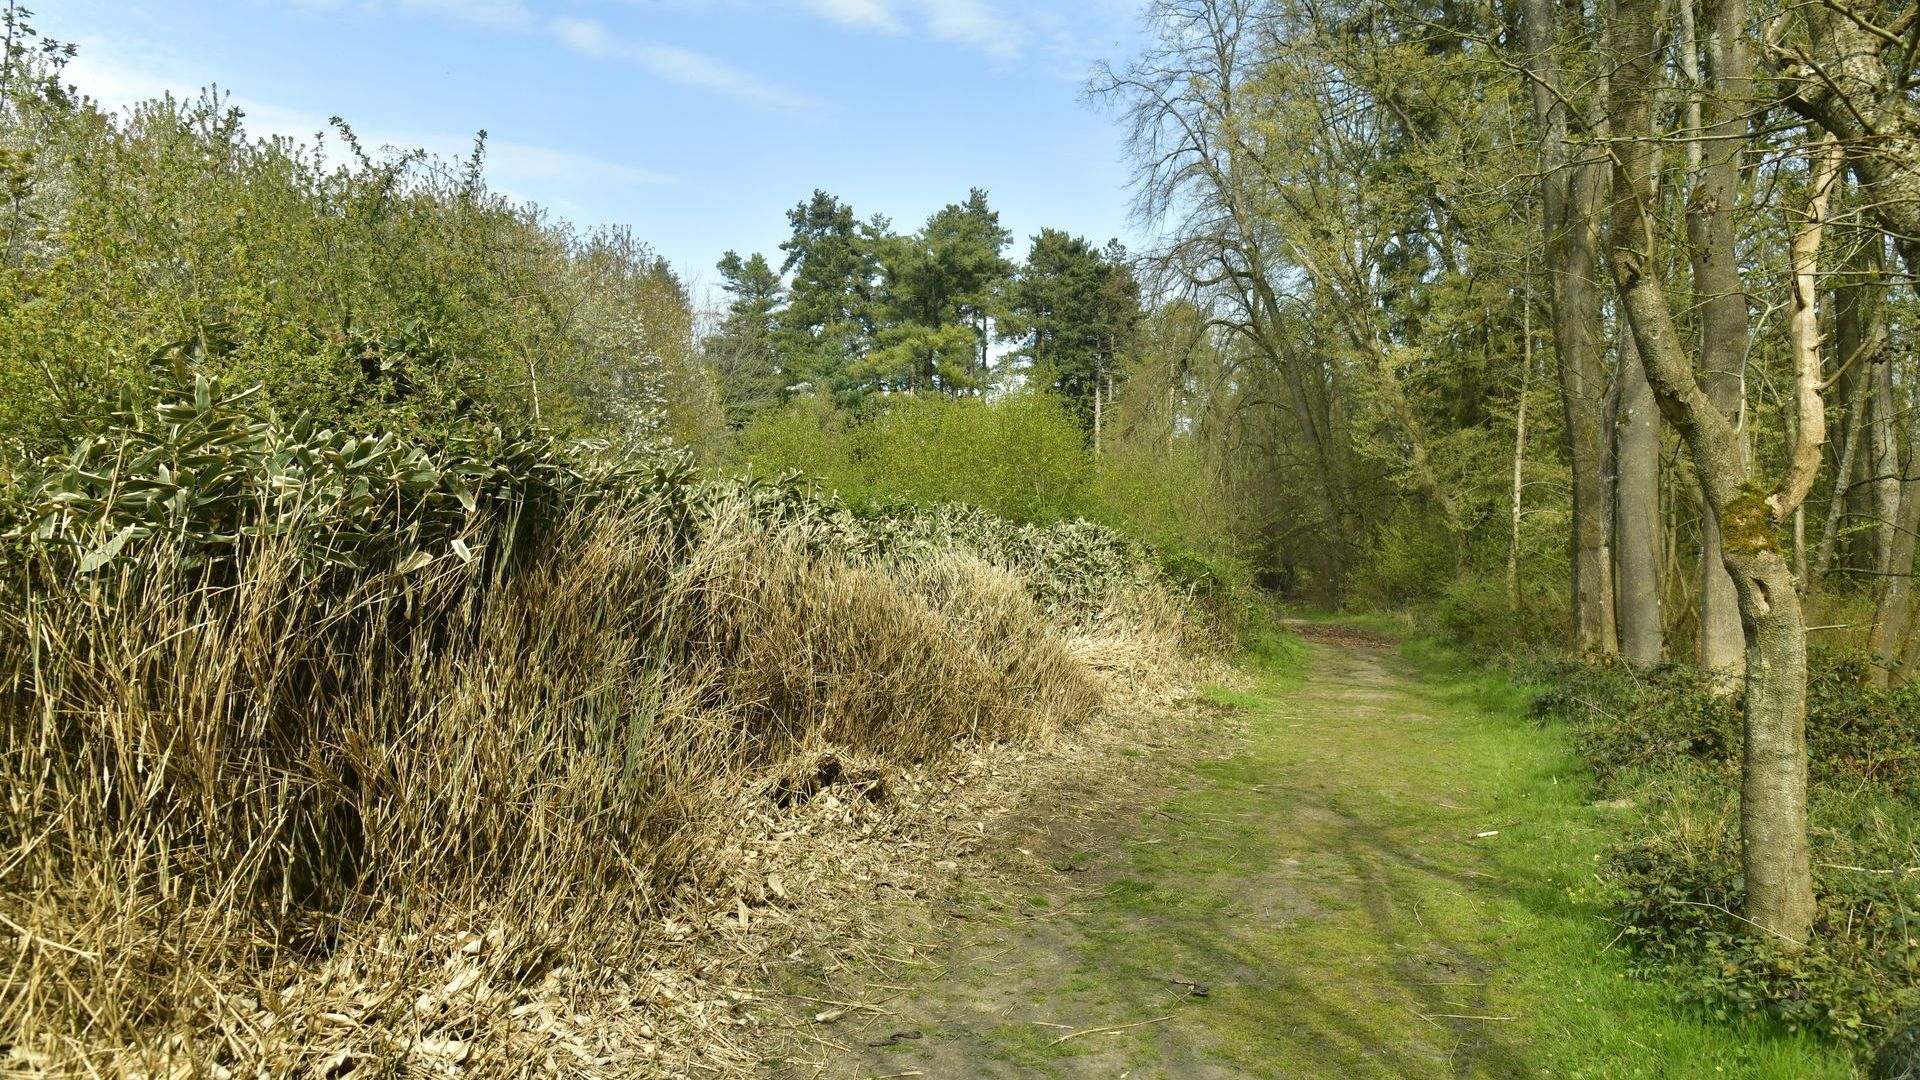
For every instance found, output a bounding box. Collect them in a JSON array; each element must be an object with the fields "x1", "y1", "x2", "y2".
[
  {"x1": 1835, "y1": 324, "x2": 1870, "y2": 575},
  {"x1": 1686, "y1": 0, "x2": 1753, "y2": 681},
  {"x1": 1870, "y1": 367, "x2": 1920, "y2": 686},
  {"x1": 1522, "y1": 0, "x2": 1617, "y2": 655},
  {"x1": 1871, "y1": 358, "x2": 1901, "y2": 572},
  {"x1": 1820, "y1": 232, "x2": 1893, "y2": 583},
  {"x1": 1616, "y1": 319, "x2": 1664, "y2": 664},
  {"x1": 1607, "y1": 0, "x2": 1817, "y2": 945},
  {"x1": 1511, "y1": 289, "x2": 1535, "y2": 614}
]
